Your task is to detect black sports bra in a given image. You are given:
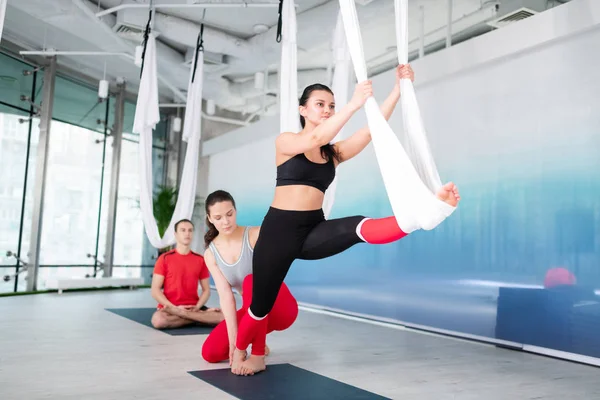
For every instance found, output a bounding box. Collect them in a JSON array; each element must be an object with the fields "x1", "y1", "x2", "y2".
[{"x1": 276, "y1": 152, "x2": 335, "y2": 193}]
